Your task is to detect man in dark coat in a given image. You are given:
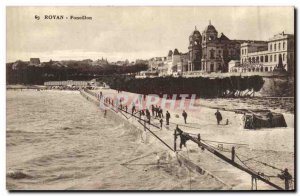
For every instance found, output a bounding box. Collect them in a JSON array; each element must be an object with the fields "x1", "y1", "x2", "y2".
[
  {"x1": 158, "y1": 106, "x2": 162, "y2": 118},
  {"x1": 175, "y1": 126, "x2": 189, "y2": 149},
  {"x1": 131, "y1": 103, "x2": 136, "y2": 115},
  {"x1": 160, "y1": 108, "x2": 164, "y2": 118},
  {"x1": 159, "y1": 118, "x2": 163, "y2": 129},
  {"x1": 166, "y1": 111, "x2": 171, "y2": 125},
  {"x1": 267, "y1": 112, "x2": 273, "y2": 128},
  {"x1": 151, "y1": 105, "x2": 155, "y2": 116},
  {"x1": 182, "y1": 110, "x2": 187, "y2": 124},
  {"x1": 215, "y1": 109, "x2": 222, "y2": 125},
  {"x1": 146, "y1": 109, "x2": 151, "y2": 124}
]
